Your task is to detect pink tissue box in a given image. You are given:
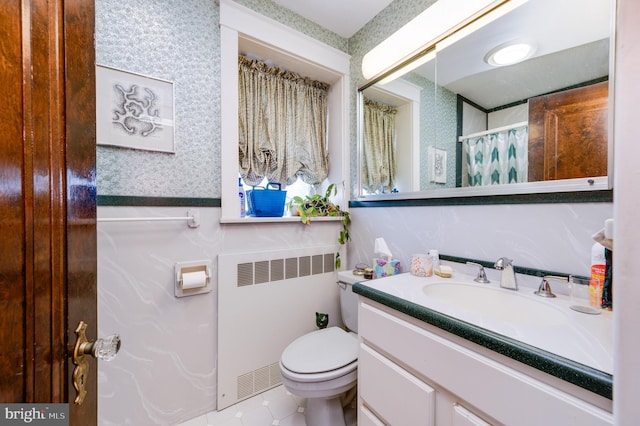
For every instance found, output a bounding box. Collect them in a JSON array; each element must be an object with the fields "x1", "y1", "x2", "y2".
[{"x1": 373, "y1": 258, "x2": 401, "y2": 278}]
